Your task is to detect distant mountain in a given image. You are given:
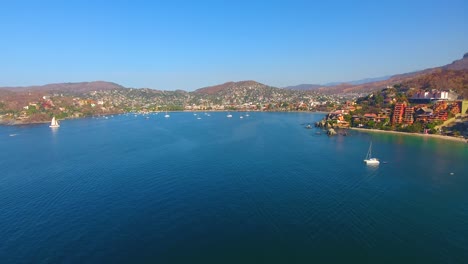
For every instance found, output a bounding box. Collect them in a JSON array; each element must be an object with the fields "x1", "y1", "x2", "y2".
[
  {"x1": 318, "y1": 53, "x2": 468, "y2": 96},
  {"x1": 0, "y1": 81, "x2": 124, "y2": 94},
  {"x1": 284, "y1": 76, "x2": 391, "y2": 91},
  {"x1": 282, "y1": 84, "x2": 322, "y2": 91},
  {"x1": 323, "y1": 75, "x2": 392, "y2": 86}
]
